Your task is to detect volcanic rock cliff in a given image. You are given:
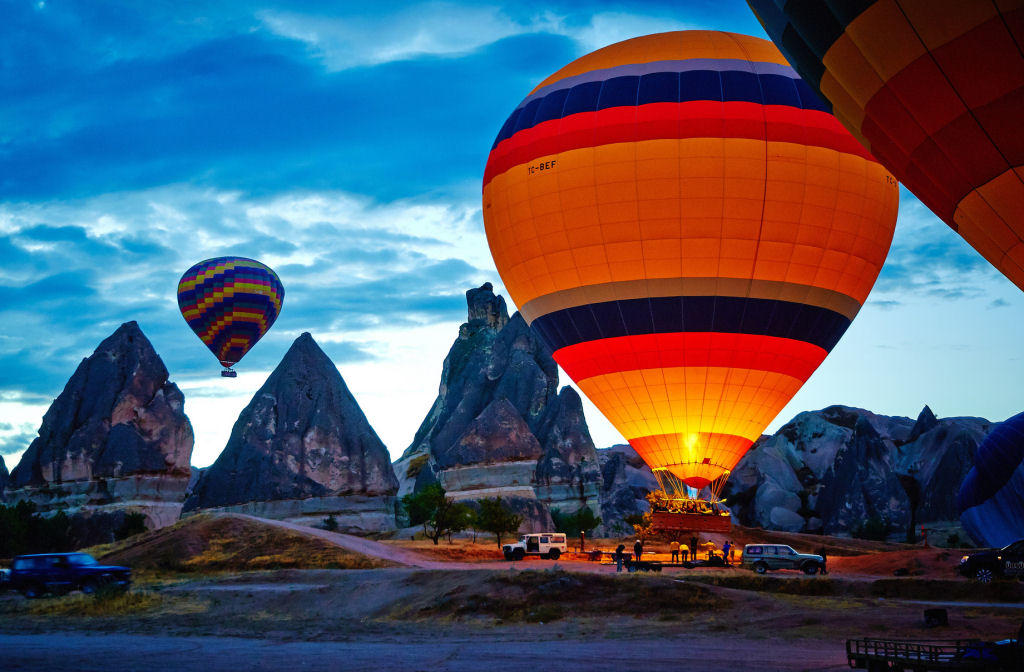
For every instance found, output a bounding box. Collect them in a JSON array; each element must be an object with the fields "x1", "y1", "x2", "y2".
[
  {"x1": 6, "y1": 321, "x2": 194, "y2": 537},
  {"x1": 184, "y1": 332, "x2": 398, "y2": 533},
  {"x1": 719, "y1": 405, "x2": 991, "y2": 540},
  {"x1": 395, "y1": 283, "x2": 602, "y2": 532}
]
